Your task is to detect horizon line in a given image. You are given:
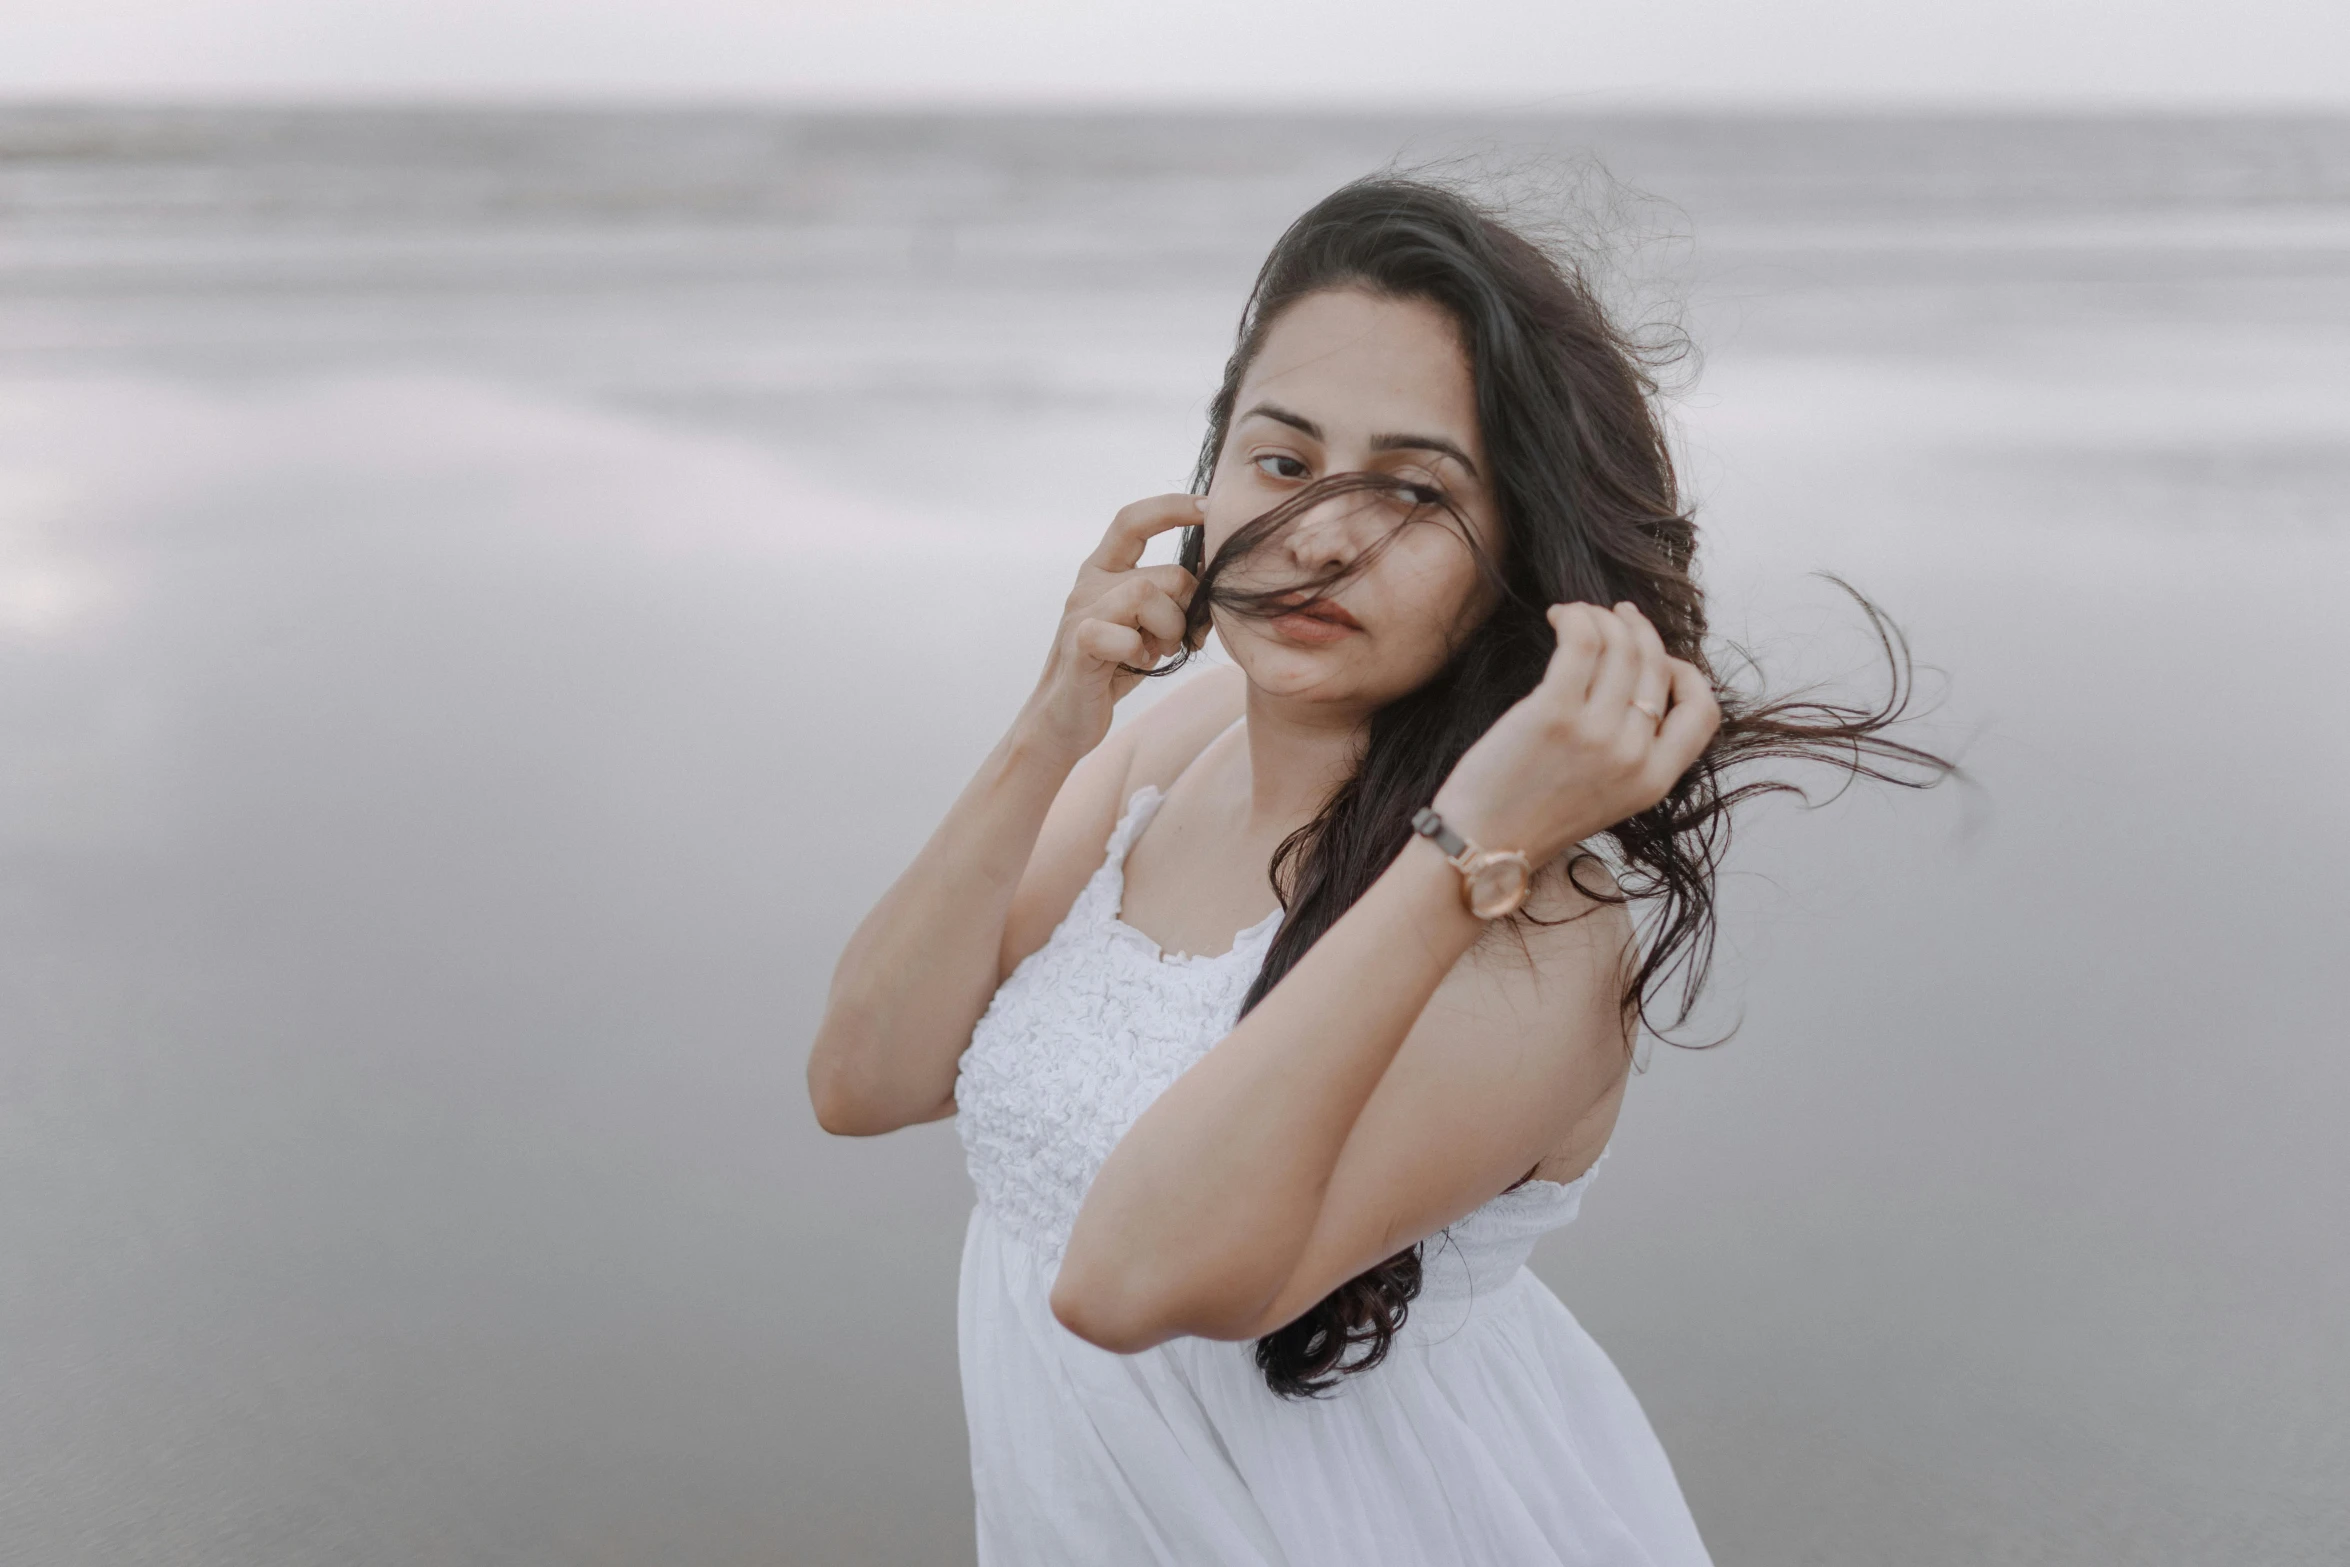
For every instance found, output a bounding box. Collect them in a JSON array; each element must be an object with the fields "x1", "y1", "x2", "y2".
[{"x1": 6, "y1": 88, "x2": 2350, "y2": 119}]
